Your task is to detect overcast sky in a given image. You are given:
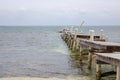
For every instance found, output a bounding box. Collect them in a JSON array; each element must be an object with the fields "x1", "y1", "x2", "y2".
[{"x1": 0, "y1": 0, "x2": 120, "y2": 26}]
